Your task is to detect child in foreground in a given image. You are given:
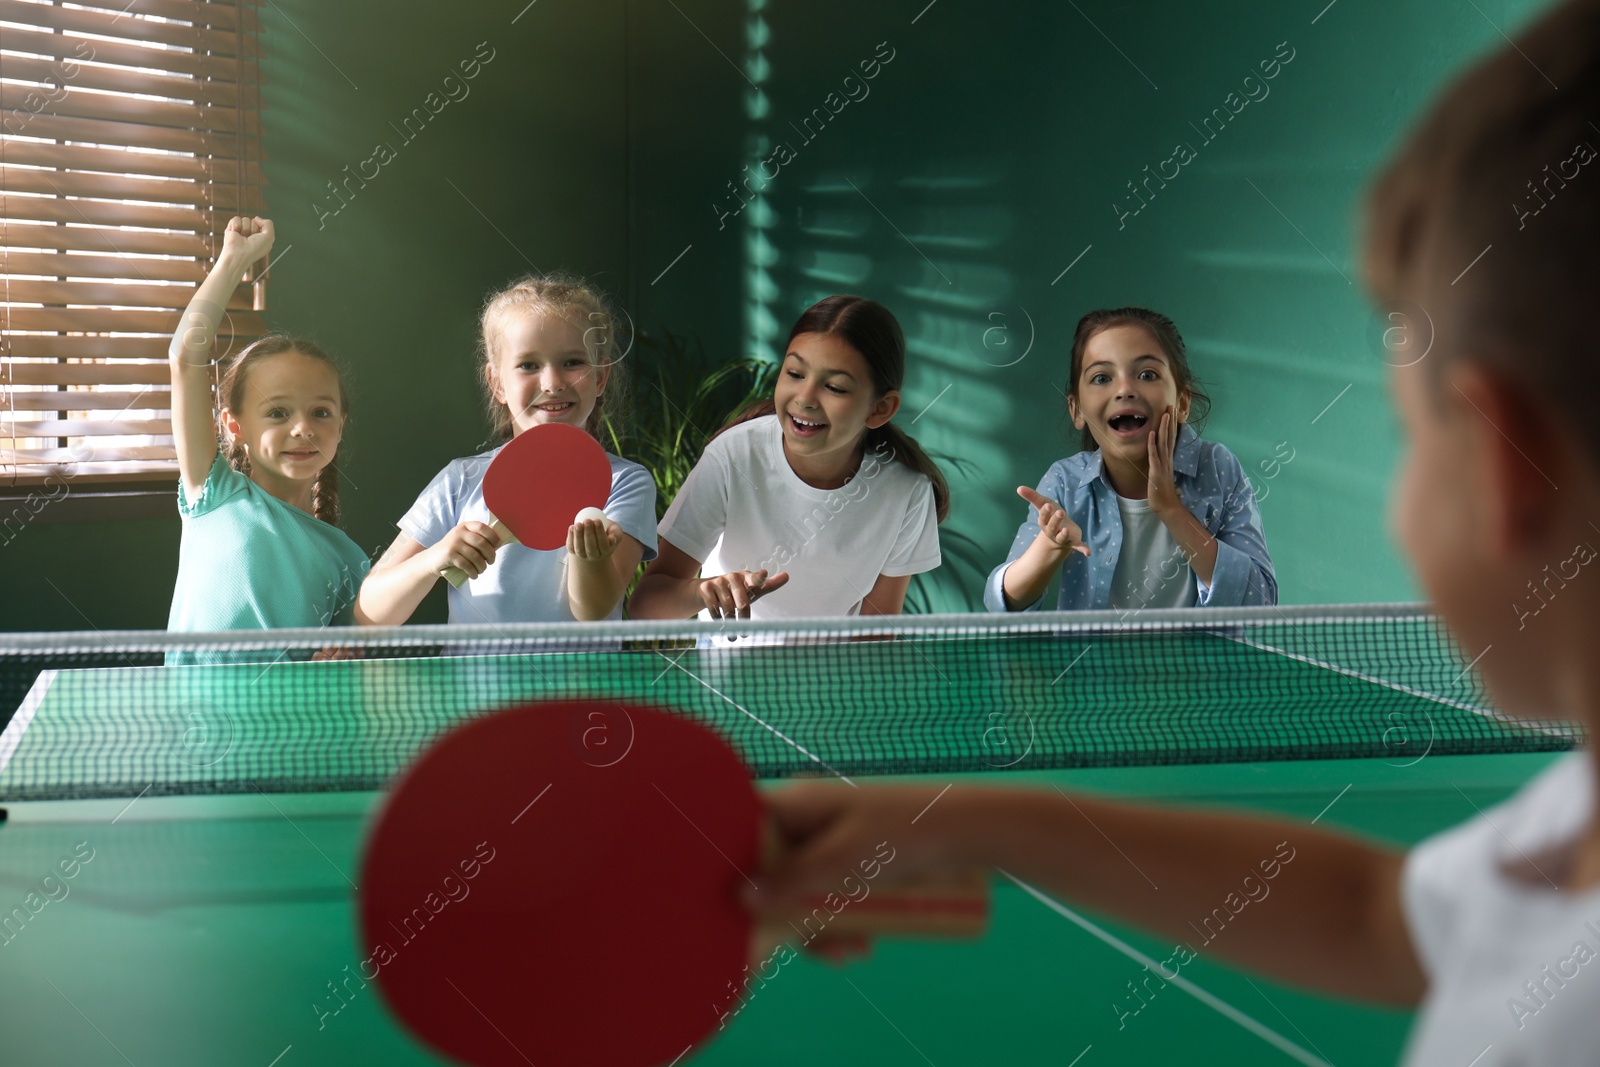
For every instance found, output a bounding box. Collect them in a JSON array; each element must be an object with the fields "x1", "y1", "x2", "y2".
[
  {"x1": 166, "y1": 216, "x2": 369, "y2": 643},
  {"x1": 628, "y1": 295, "x2": 945, "y2": 625},
  {"x1": 357, "y1": 274, "x2": 656, "y2": 625},
  {"x1": 753, "y1": 2, "x2": 1600, "y2": 1062},
  {"x1": 985, "y1": 307, "x2": 1275, "y2": 612}
]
